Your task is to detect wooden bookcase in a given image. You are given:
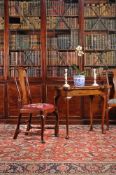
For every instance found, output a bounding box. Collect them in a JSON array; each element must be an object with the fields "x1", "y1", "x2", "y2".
[
  {"x1": 0, "y1": 0, "x2": 115, "y2": 123},
  {"x1": 8, "y1": 1, "x2": 41, "y2": 77},
  {"x1": 46, "y1": 0, "x2": 79, "y2": 77},
  {"x1": 84, "y1": 0, "x2": 116, "y2": 73}
]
